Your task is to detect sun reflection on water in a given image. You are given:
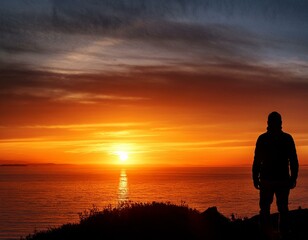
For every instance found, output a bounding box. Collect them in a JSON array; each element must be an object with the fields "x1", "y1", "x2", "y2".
[{"x1": 118, "y1": 169, "x2": 129, "y2": 203}]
